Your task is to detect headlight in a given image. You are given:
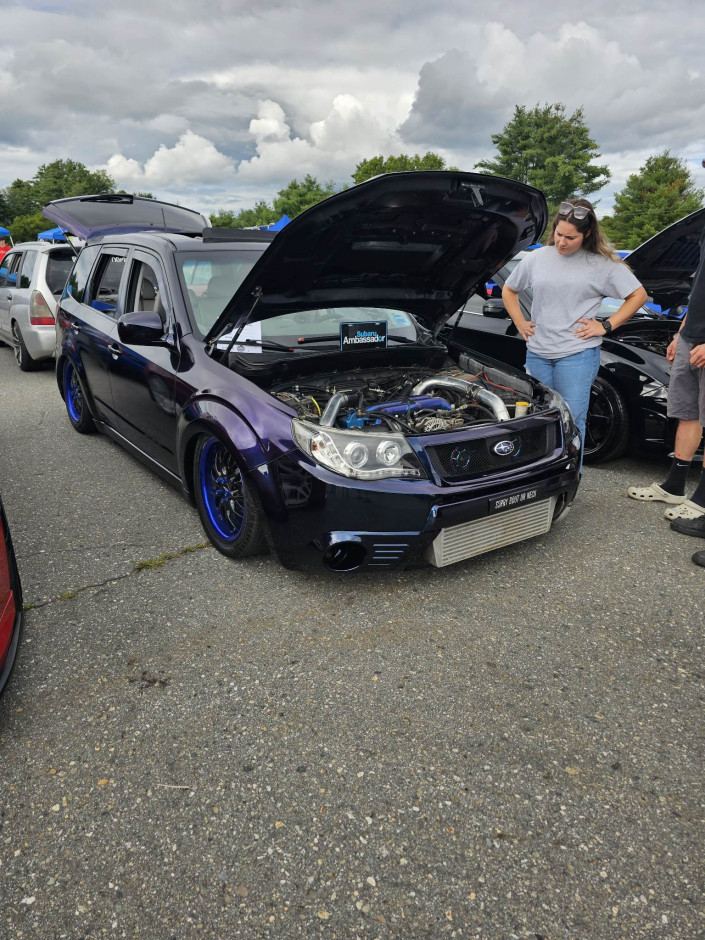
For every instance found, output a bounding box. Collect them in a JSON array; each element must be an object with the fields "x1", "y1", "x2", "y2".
[
  {"x1": 549, "y1": 391, "x2": 575, "y2": 436},
  {"x1": 292, "y1": 419, "x2": 426, "y2": 480}
]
